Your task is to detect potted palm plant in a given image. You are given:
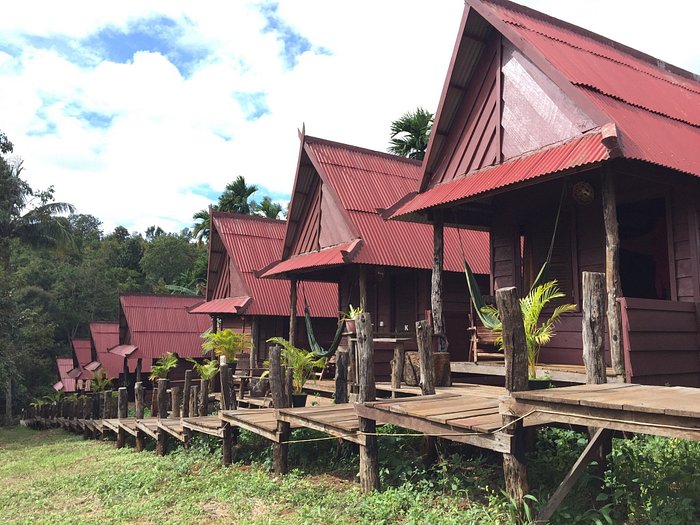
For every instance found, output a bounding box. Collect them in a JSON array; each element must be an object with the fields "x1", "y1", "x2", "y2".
[
  {"x1": 201, "y1": 328, "x2": 251, "y2": 373},
  {"x1": 341, "y1": 304, "x2": 363, "y2": 334},
  {"x1": 187, "y1": 358, "x2": 219, "y2": 415},
  {"x1": 266, "y1": 337, "x2": 327, "y2": 407},
  {"x1": 481, "y1": 280, "x2": 576, "y2": 384},
  {"x1": 149, "y1": 352, "x2": 179, "y2": 381}
]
